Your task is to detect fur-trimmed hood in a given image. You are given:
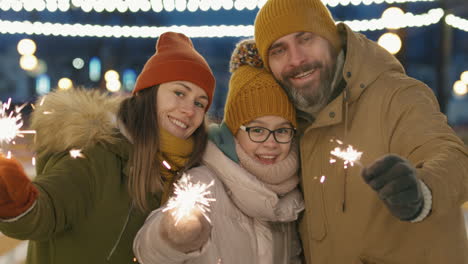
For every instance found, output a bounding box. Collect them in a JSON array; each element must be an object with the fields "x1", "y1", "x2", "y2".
[{"x1": 30, "y1": 89, "x2": 126, "y2": 155}]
